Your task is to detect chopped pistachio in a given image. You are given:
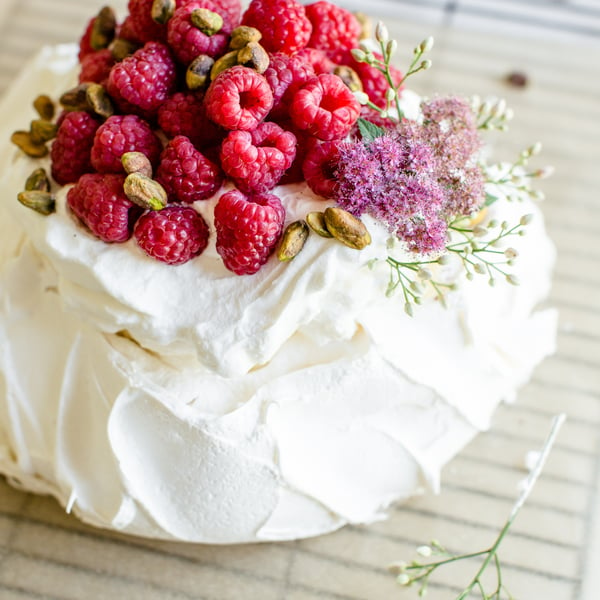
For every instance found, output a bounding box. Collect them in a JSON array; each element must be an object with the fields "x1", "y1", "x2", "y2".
[
  {"x1": 29, "y1": 119, "x2": 58, "y2": 144},
  {"x1": 186, "y1": 54, "x2": 214, "y2": 89},
  {"x1": 17, "y1": 190, "x2": 55, "y2": 215},
  {"x1": 91, "y1": 6, "x2": 117, "y2": 50},
  {"x1": 237, "y1": 42, "x2": 269, "y2": 74},
  {"x1": 121, "y1": 152, "x2": 153, "y2": 178},
  {"x1": 10, "y1": 131, "x2": 48, "y2": 158},
  {"x1": 25, "y1": 168, "x2": 51, "y2": 192},
  {"x1": 86, "y1": 83, "x2": 114, "y2": 119},
  {"x1": 229, "y1": 26, "x2": 262, "y2": 50},
  {"x1": 124, "y1": 173, "x2": 168, "y2": 210},
  {"x1": 191, "y1": 8, "x2": 223, "y2": 35},
  {"x1": 33, "y1": 94, "x2": 55, "y2": 121},
  {"x1": 109, "y1": 38, "x2": 138, "y2": 61},
  {"x1": 323, "y1": 207, "x2": 371, "y2": 250},
  {"x1": 278, "y1": 220, "x2": 309, "y2": 262},
  {"x1": 306, "y1": 211, "x2": 333, "y2": 238},
  {"x1": 60, "y1": 84, "x2": 90, "y2": 112},
  {"x1": 210, "y1": 50, "x2": 239, "y2": 80},
  {"x1": 333, "y1": 65, "x2": 363, "y2": 92},
  {"x1": 151, "y1": 0, "x2": 176, "y2": 24}
]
